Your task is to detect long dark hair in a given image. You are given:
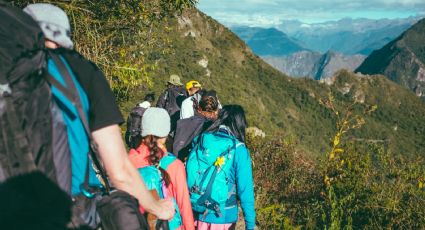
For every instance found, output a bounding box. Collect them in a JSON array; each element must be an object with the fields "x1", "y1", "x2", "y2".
[
  {"x1": 206, "y1": 104, "x2": 247, "y2": 143},
  {"x1": 144, "y1": 93, "x2": 155, "y2": 103},
  {"x1": 143, "y1": 135, "x2": 171, "y2": 186}
]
